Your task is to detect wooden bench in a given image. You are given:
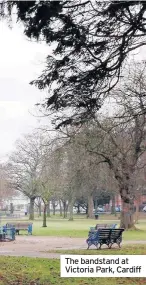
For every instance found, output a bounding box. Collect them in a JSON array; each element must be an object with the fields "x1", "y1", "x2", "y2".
[
  {"x1": 6, "y1": 223, "x2": 33, "y2": 235},
  {"x1": 86, "y1": 228, "x2": 124, "y2": 249}
]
